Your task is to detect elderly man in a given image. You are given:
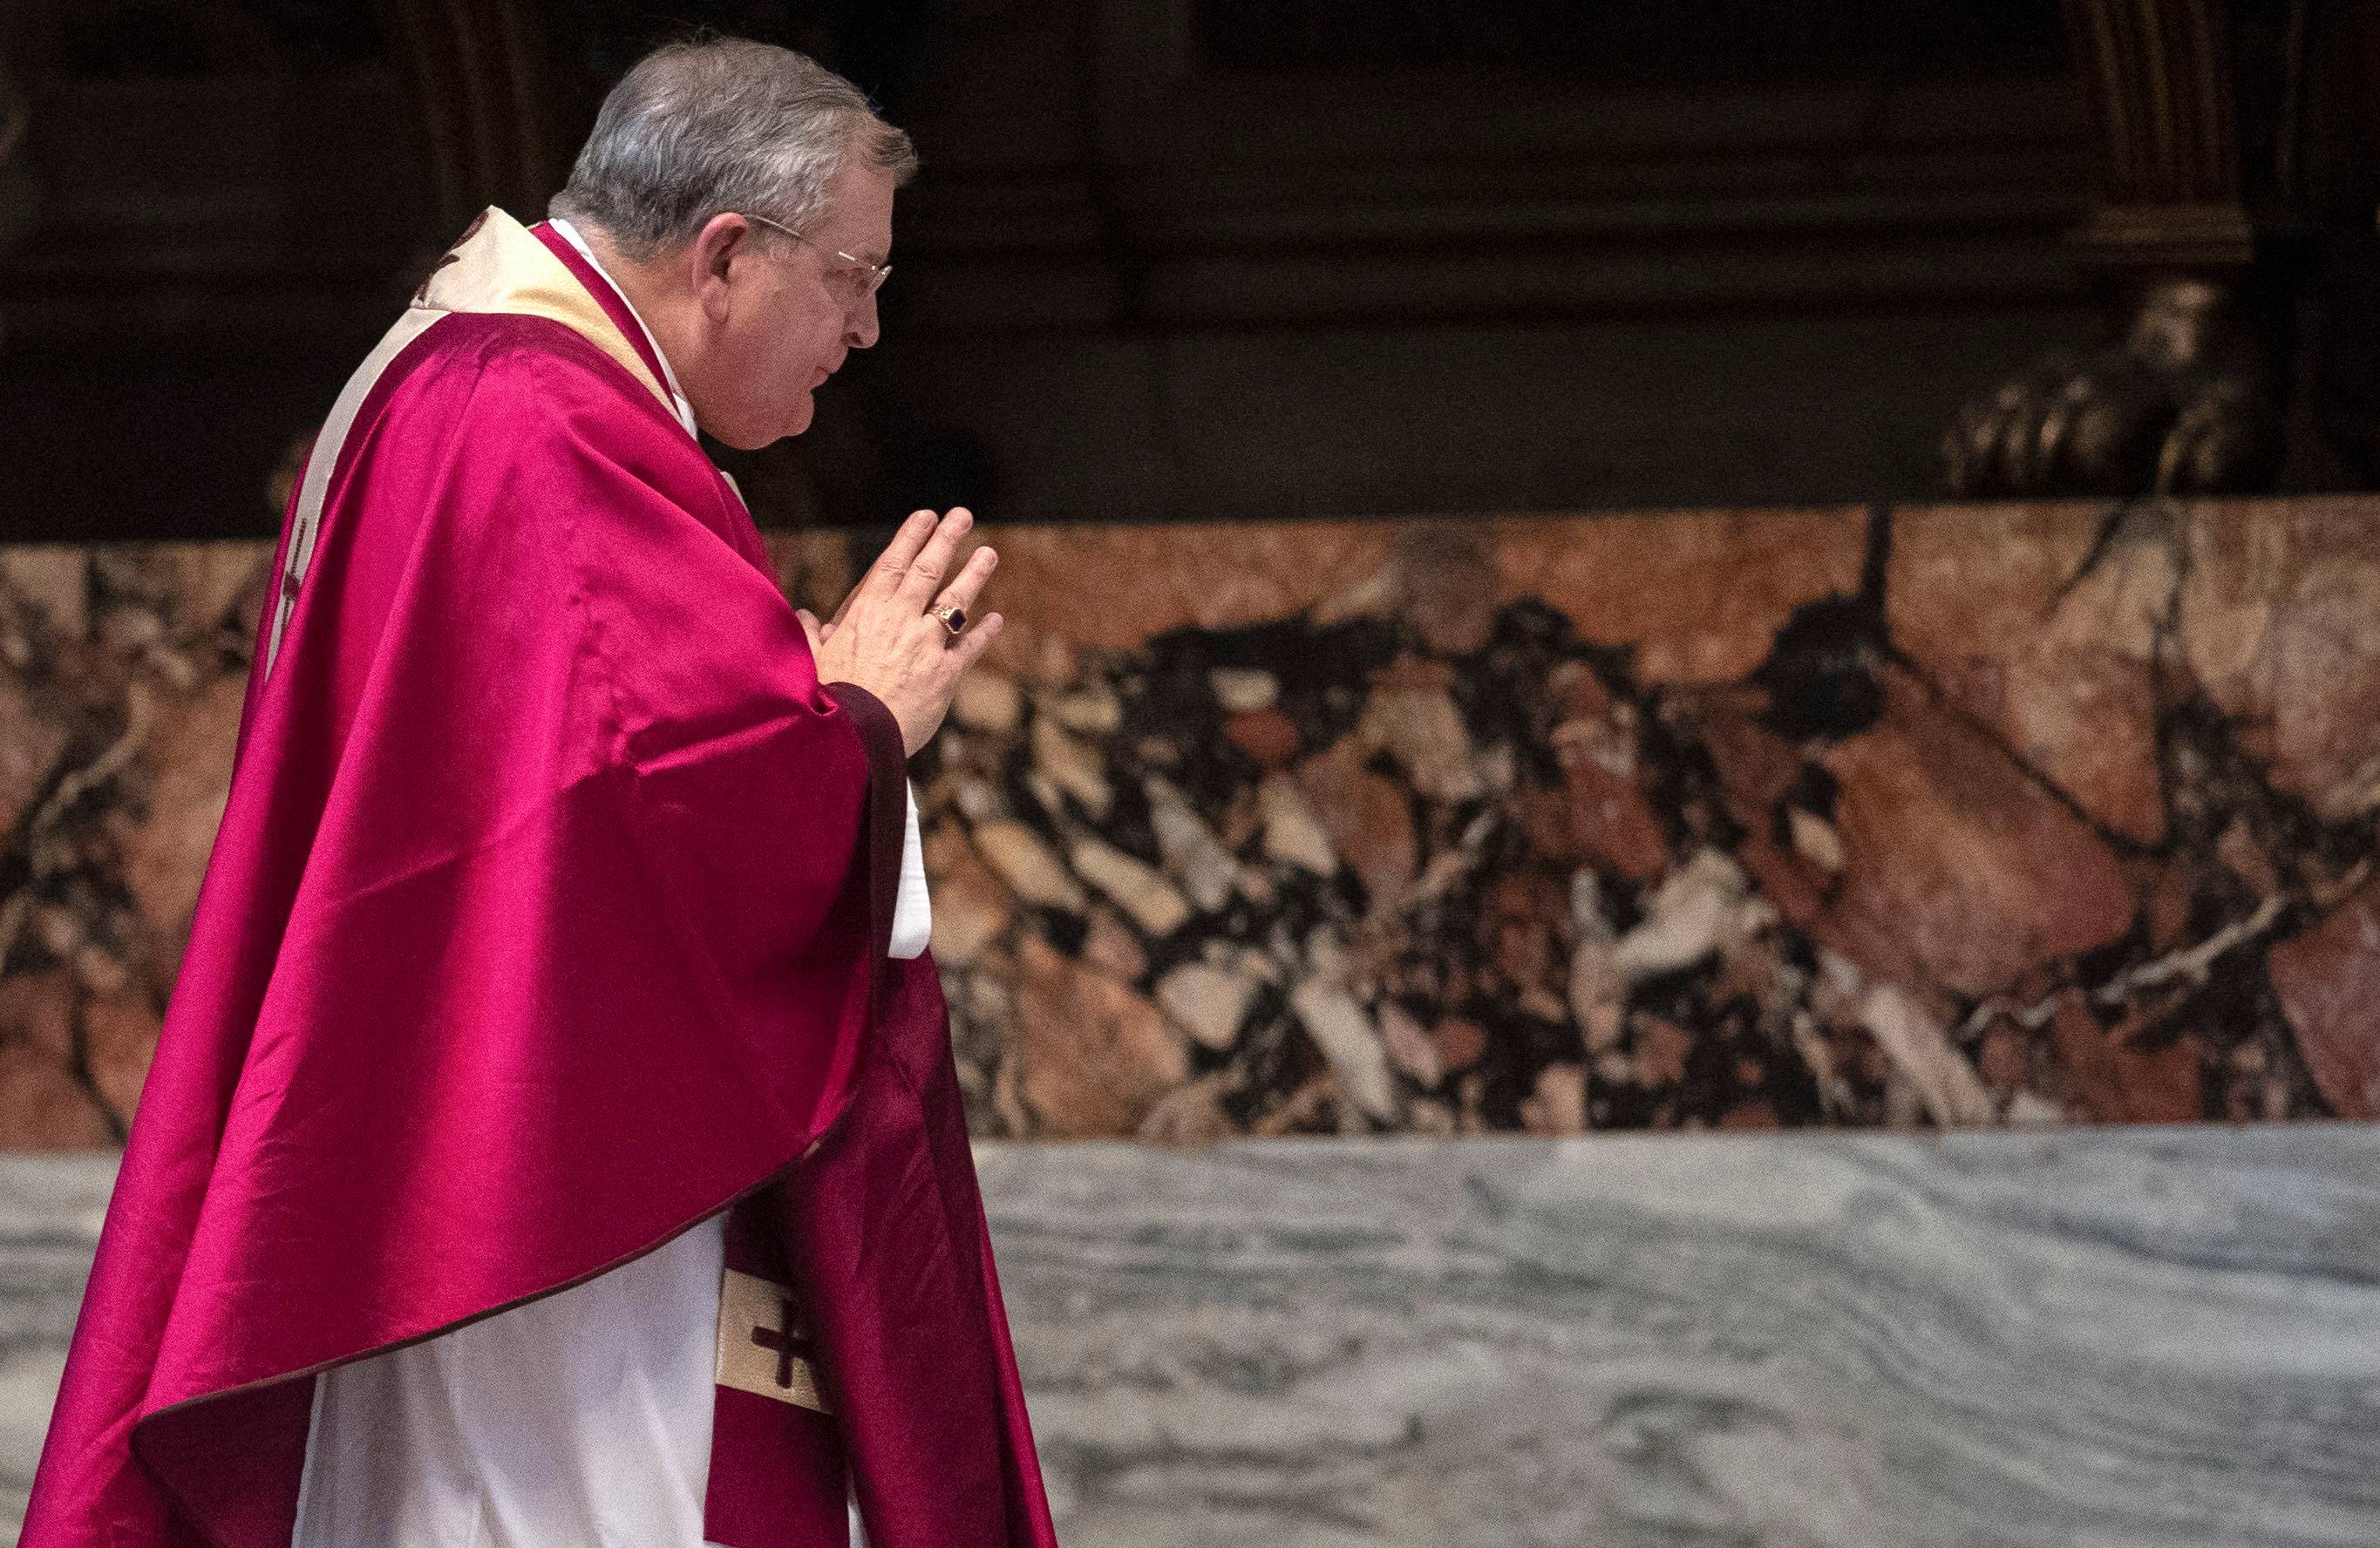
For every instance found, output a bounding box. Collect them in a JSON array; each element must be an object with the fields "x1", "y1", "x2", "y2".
[{"x1": 22, "y1": 37, "x2": 1057, "y2": 1548}]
